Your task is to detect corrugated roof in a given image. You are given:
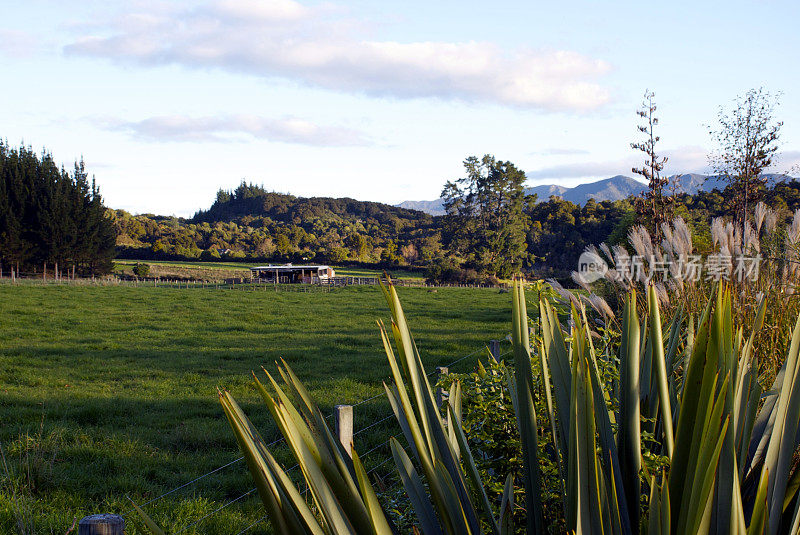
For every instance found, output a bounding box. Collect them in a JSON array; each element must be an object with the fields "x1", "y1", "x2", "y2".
[{"x1": 250, "y1": 265, "x2": 331, "y2": 271}]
